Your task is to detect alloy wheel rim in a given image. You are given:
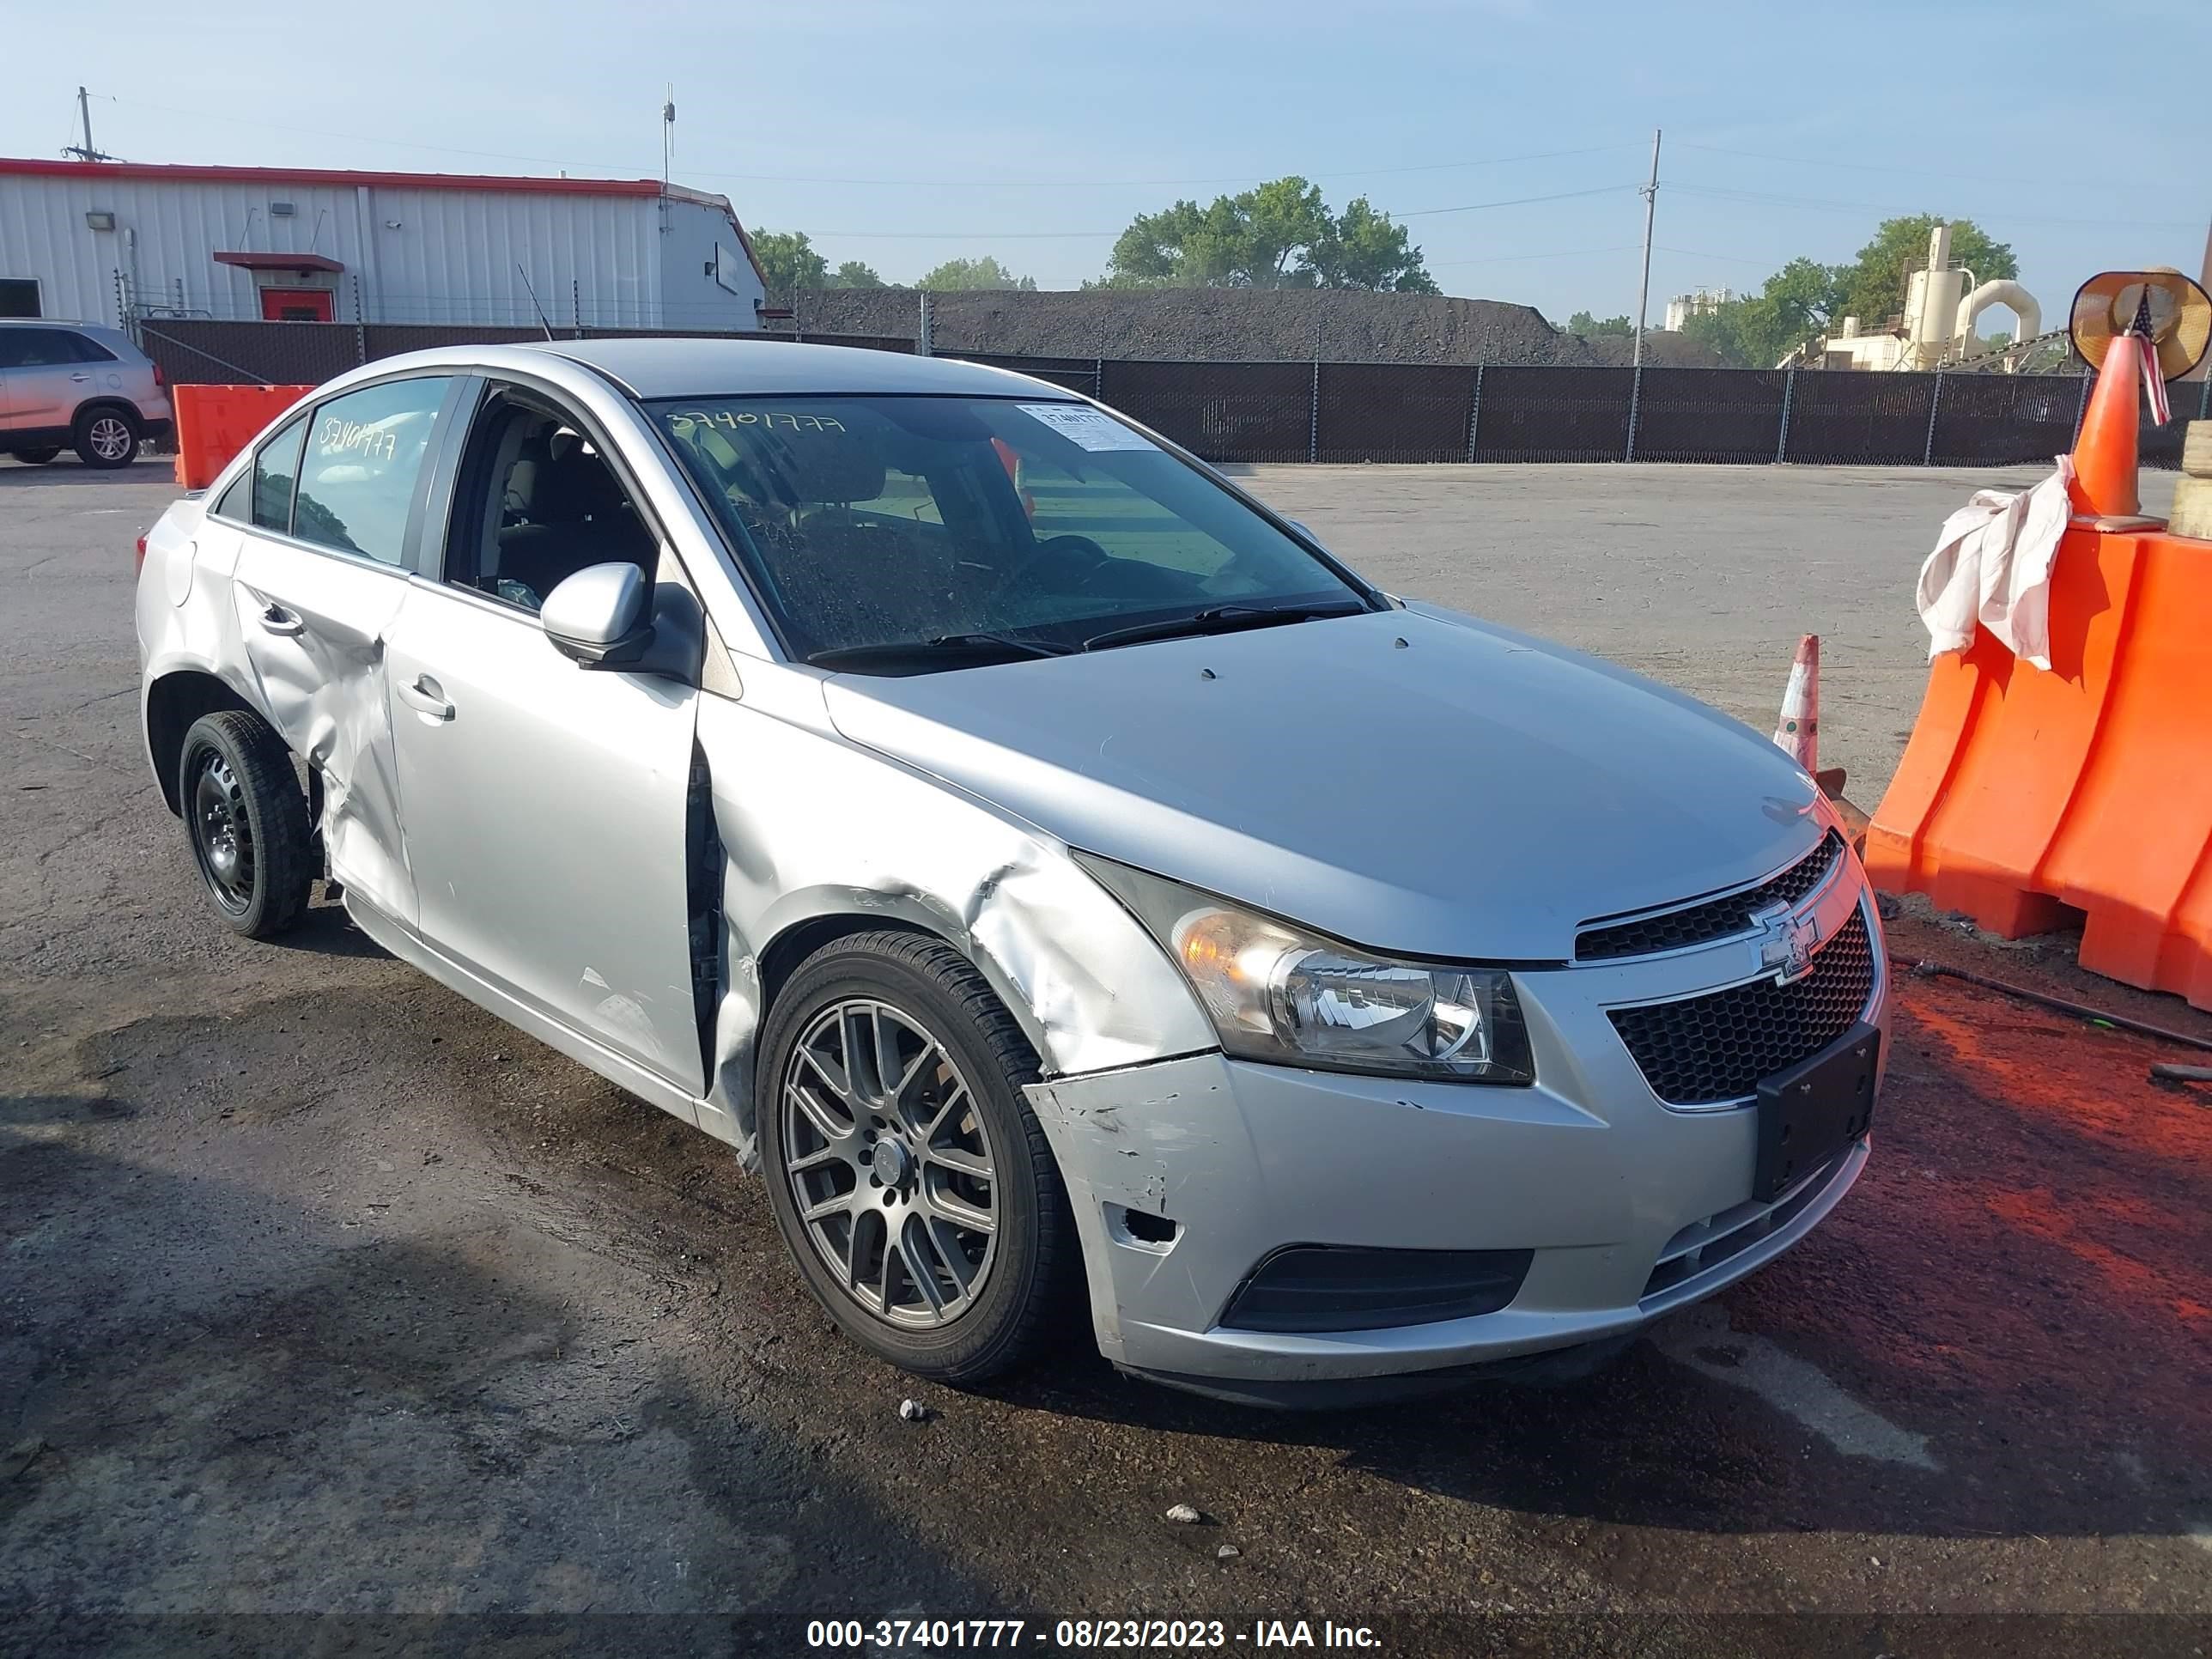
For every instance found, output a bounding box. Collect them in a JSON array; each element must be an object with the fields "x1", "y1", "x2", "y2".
[
  {"x1": 781, "y1": 998, "x2": 999, "y2": 1329},
  {"x1": 88, "y1": 417, "x2": 132, "y2": 461},
  {"x1": 190, "y1": 750, "x2": 255, "y2": 913}
]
